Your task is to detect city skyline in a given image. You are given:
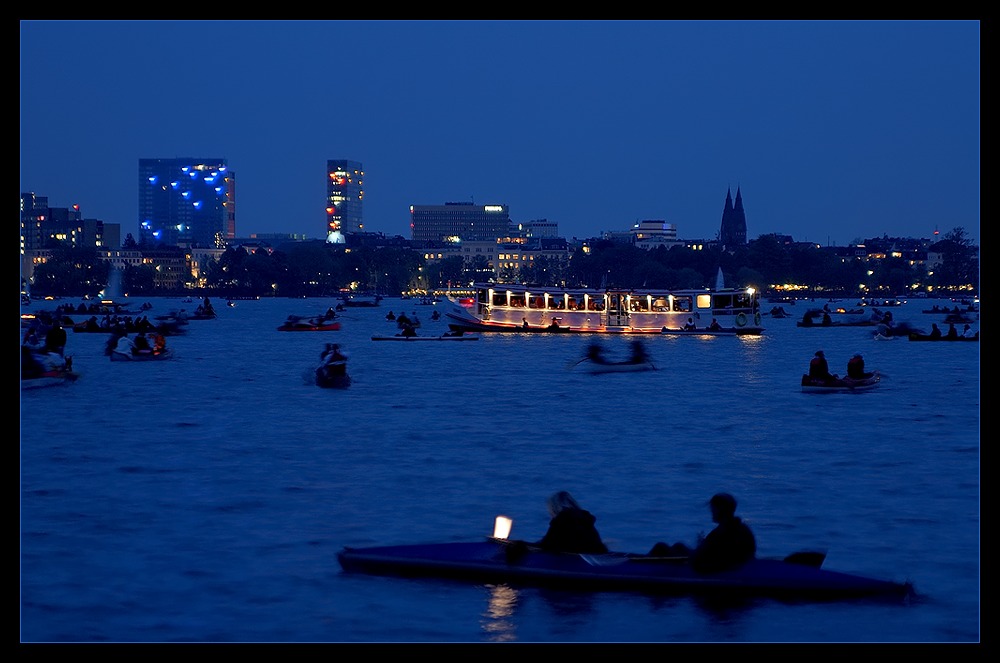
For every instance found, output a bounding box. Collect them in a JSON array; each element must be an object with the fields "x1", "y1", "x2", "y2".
[{"x1": 20, "y1": 20, "x2": 980, "y2": 246}]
